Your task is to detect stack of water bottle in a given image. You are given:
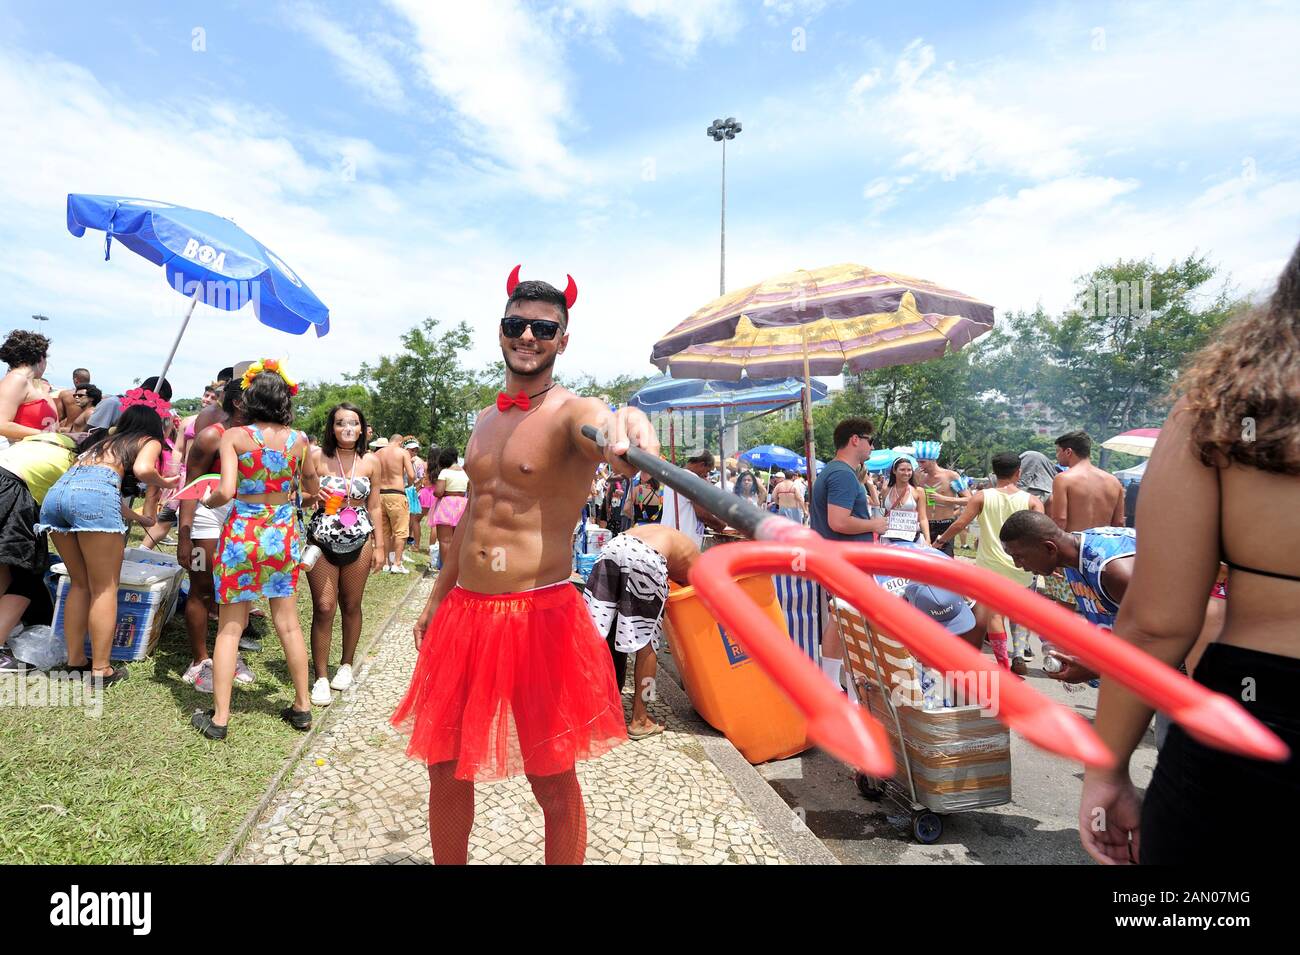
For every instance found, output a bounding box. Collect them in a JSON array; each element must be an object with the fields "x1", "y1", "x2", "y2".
[{"x1": 573, "y1": 519, "x2": 612, "y2": 579}]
